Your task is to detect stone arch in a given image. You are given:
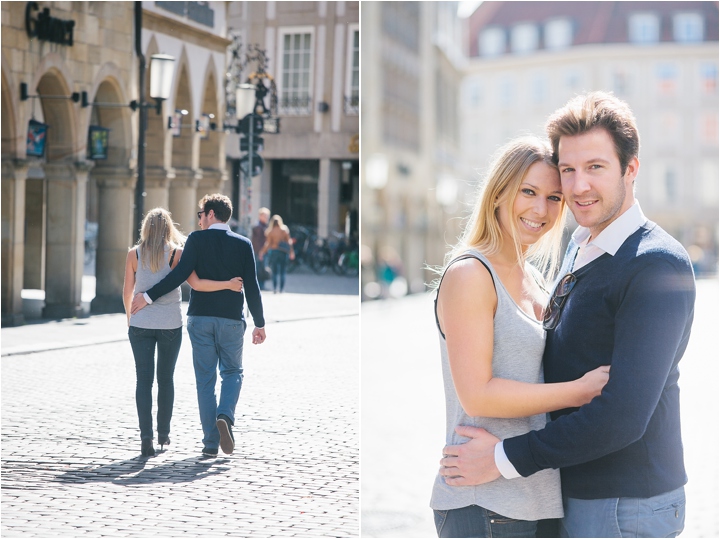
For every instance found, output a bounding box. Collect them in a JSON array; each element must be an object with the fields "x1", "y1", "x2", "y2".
[
  {"x1": 199, "y1": 58, "x2": 222, "y2": 170},
  {"x1": 171, "y1": 49, "x2": 195, "y2": 170},
  {"x1": 87, "y1": 73, "x2": 136, "y2": 314},
  {"x1": 145, "y1": 37, "x2": 168, "y2": 170},
  {"x1": 30, "y1": 52, "x2": 79, "y2": 160},
  {"x1": 168, "y1": 48, "x2": 200, "y2": 235},
  {"x1": 33, "y1": 67, "x2": 87, "y2": 319},
  {"x1": 36, "y1": 68, "x2": 77, "y2": 162}
]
